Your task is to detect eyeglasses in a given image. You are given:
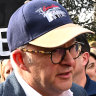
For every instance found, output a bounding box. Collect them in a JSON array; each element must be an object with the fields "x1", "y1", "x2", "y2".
[{"x1": 21, "y1": 42, "x2": 84, "y2": 64}]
